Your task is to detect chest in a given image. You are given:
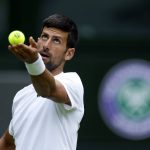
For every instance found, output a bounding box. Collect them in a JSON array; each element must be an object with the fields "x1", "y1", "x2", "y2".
[{"x1": 12, "y1": 91, "x2": 58, "y2": 136}]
